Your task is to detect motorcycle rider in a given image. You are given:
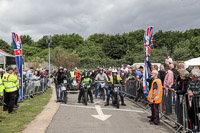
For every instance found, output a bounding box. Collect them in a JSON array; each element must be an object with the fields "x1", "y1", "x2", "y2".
[
  {"x1": 105, "y1": 69, "x2": 126, "y2": 106},
  {"x1": 95, "y1": 68, "x2": 108, "y2": 99},
  {"x1": 55, "y1": 67, "x2": 67, "y2": 102},
  {"x1": 78, "y1": 71, "x2": 93, "y2": 103}
]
